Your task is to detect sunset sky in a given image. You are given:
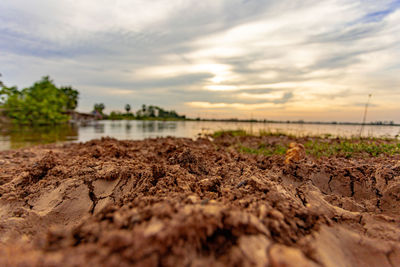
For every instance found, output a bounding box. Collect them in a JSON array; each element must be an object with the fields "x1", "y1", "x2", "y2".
[{"x1": 1, "y1": 0, "x2": 399, "y2": 122}]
